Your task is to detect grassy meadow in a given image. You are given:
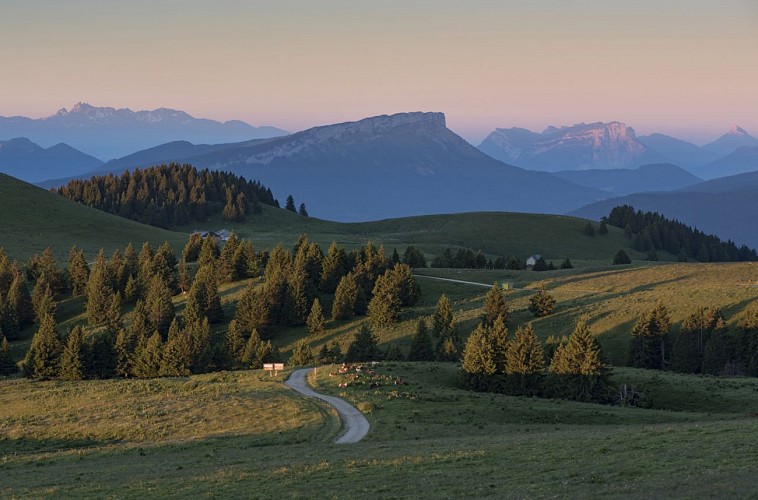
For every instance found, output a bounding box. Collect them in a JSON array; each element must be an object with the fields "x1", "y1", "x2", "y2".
[{"x1": 2, "y1": 363, "x2": 758, "y2": 497}]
